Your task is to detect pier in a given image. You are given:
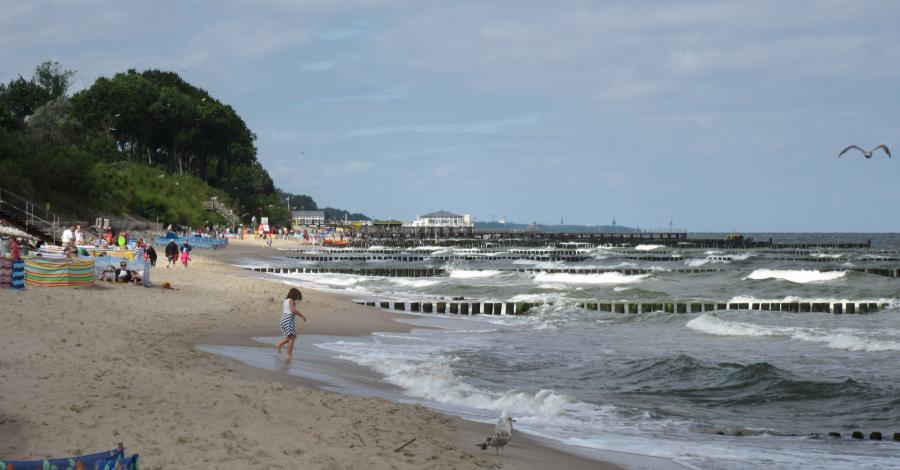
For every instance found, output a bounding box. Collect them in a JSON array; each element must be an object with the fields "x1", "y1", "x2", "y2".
[{"x1": 349, "y1": 230, "x2": 871, "y2": 250}]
